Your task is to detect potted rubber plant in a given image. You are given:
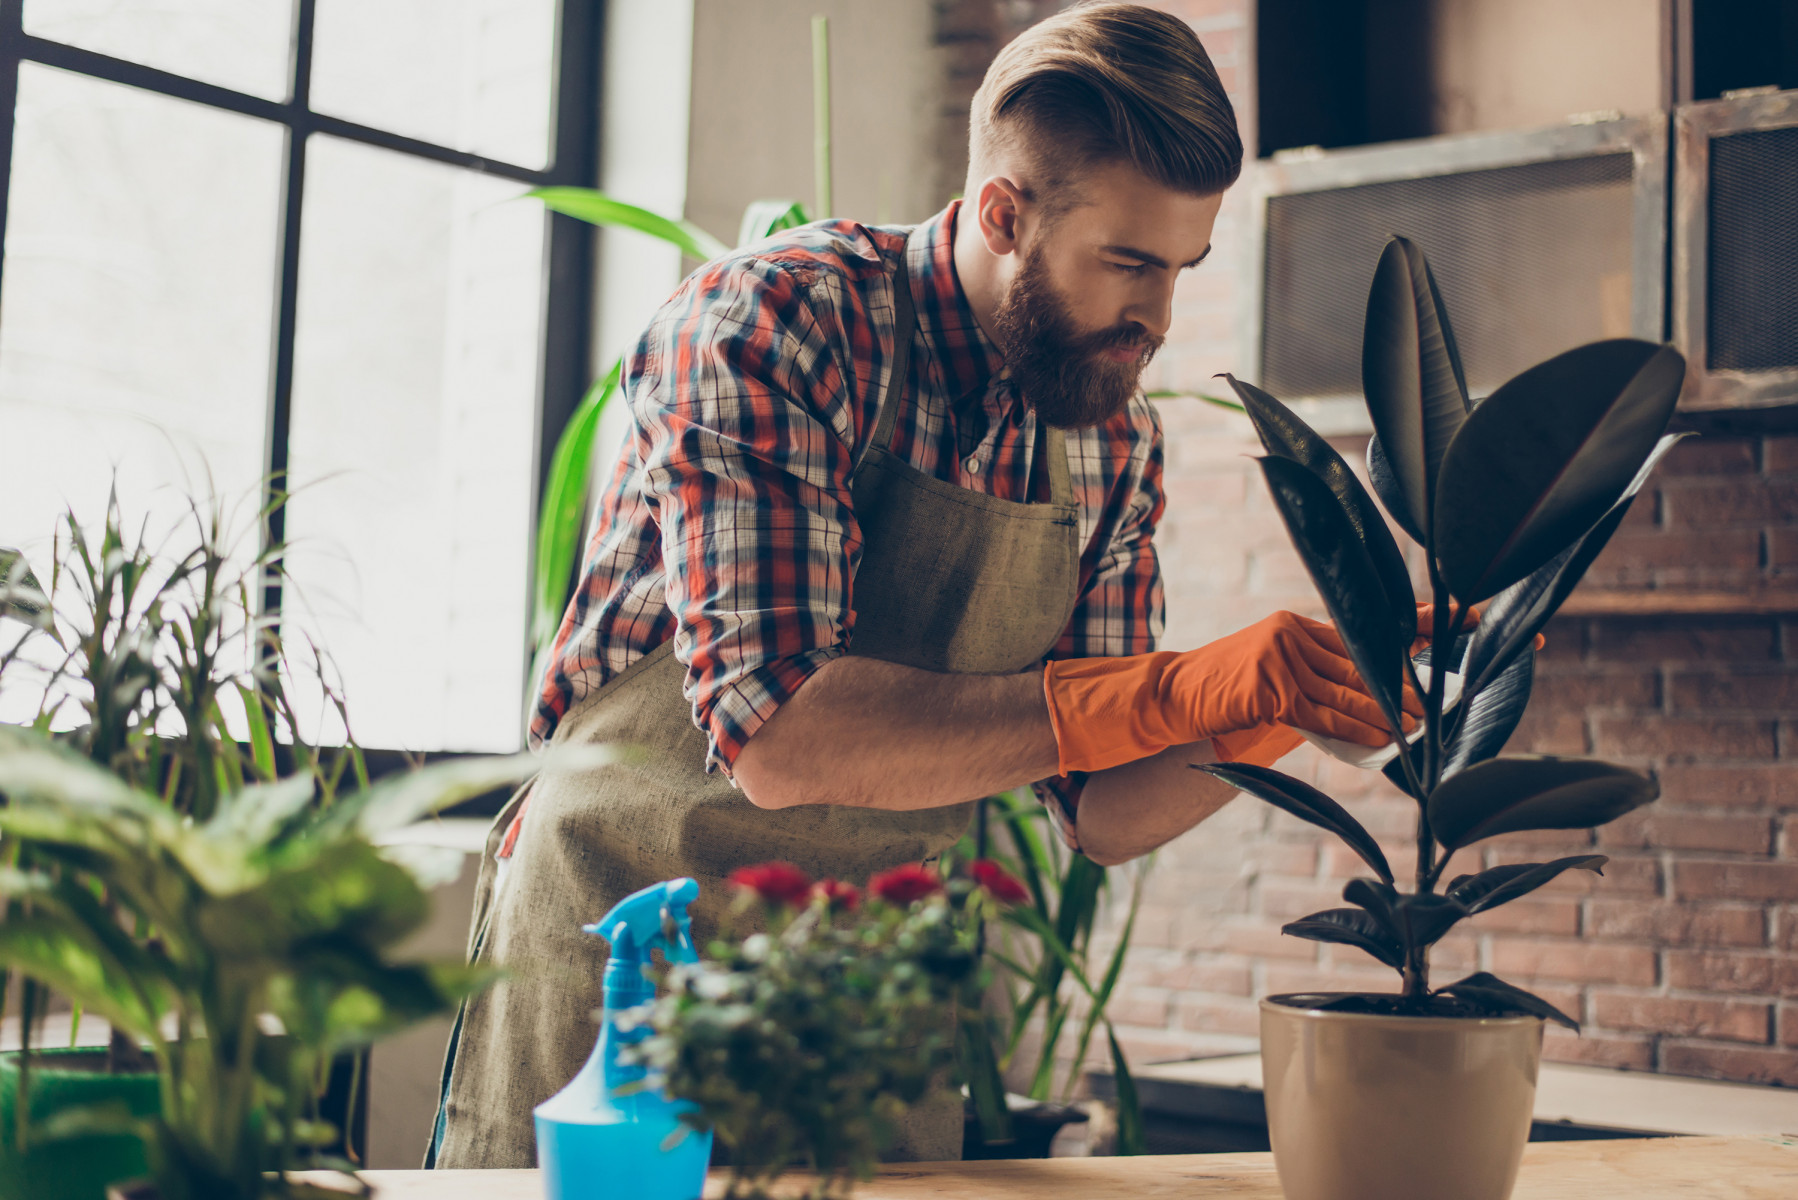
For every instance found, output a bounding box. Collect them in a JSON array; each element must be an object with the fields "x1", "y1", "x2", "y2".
[{"x1": 1194, "y1": 236, "x2": 1684, "y2": 1200}]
